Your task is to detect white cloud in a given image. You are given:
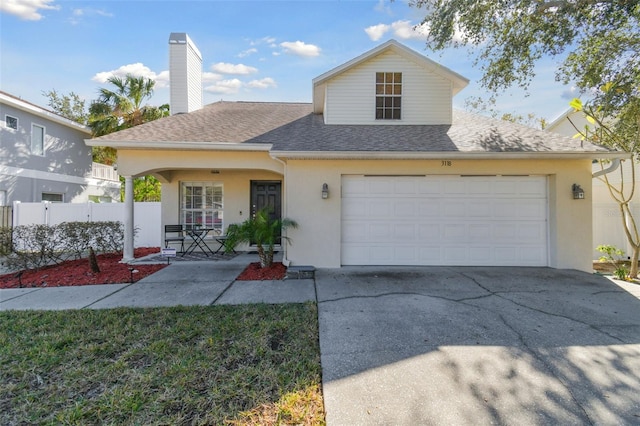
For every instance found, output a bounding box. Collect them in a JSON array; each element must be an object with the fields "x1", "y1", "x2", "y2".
[
  {"x1": 365, "y1": 20, "x2": 431, "y2": 42},
  {"x1": 250, "y1": 36, "x2": 276, "y2": 46},
  {"x1": 92, "y1": 63, "x2": 163, "y2": 84},
  {"x1": 211, "y1": 62, "x2": 258, "y2": 75},
  {"x1": 280, "y1": 41, "x2": 321, "y2": 57},
  {"x1": 374, "y1": 0, "x2": 392, "y2": 15},
  {"x1": 202, "y1": 72, "x2": 223, "y2": 83},
  {"x1": 204, "y1": 79, "x2": 243, "y2": 95},
  {"x1": 365, "y1": 23, "x2": 390, "y2": 41},
  {"x1": 391, "y1": 20, "x2": 429, "y2": 40},
  {"x1": 246, "y1": 77, "x2": 277, "y2": 89},
  {"x1": 238, "y1": 48, "x2": 258, "y2": 58},
  {"x1": 68, "y1": 7, "x2": 113, "y2": 25},
  {"x1": 0, "y1": 0, "x2": 59, "y2": 21},
  {"x1": 154, "y1": 70, "x2": 170, "y2": 88}
]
